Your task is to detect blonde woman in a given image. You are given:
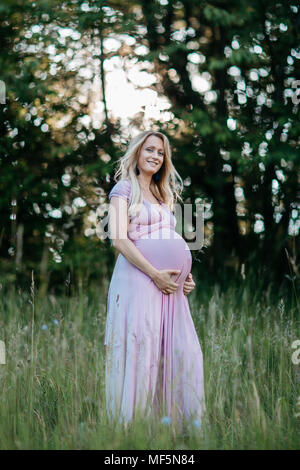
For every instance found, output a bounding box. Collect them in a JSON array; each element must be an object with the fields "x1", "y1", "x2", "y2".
[{"x1": 105, "y1": 130, "x2": 206, "y2": 432}]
